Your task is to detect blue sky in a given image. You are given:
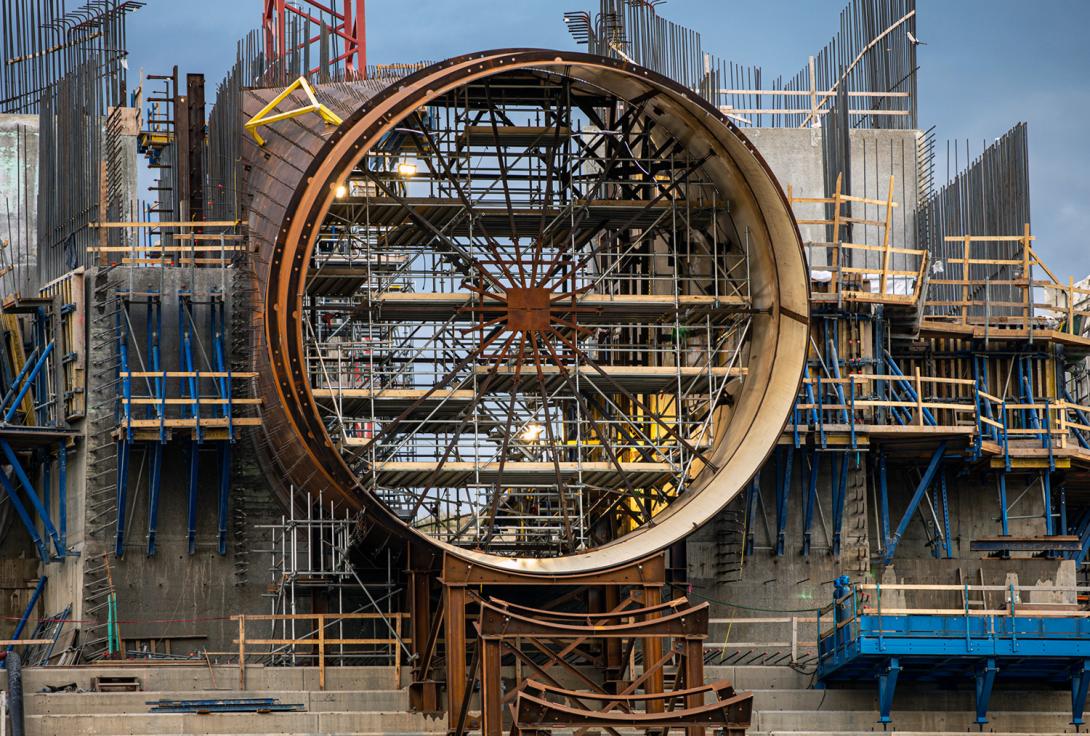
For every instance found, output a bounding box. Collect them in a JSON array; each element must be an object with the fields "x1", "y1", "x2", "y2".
[{"x1": 127, "y1": 0, "x2": 1090, "y2": 278}]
